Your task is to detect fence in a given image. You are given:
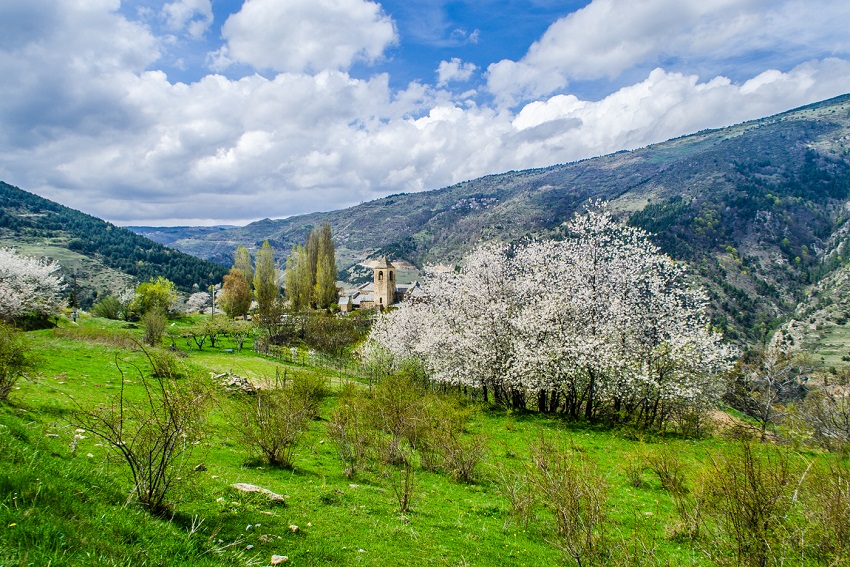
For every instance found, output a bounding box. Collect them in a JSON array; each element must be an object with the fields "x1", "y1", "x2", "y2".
[{"x1": 265, "y1": 345, "x2": 386, "y2": 386}]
